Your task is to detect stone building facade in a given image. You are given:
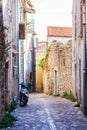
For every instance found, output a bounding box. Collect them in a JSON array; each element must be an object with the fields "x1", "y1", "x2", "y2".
[
  {"x1": 0, "y1": 0, "x2": 35, "y2": 119},
  {"x1": 0, "y1": 0, "x2": 18, "y2": 119},
  {"x1": 72, "y1": 0, "x2": 87, "y2": 115},
  {"x1": 43, "y1": 40, "x2": 72, "y2": 96},
  {"x1": 20, "y1": 0, "x2": 35, "y2": 86},
  {"x1": 2, "y1": 0, "x2": 18, "y2": 107},
  {"x1": 0, "y1": 0, "x2": 6, "y2": 119}
]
